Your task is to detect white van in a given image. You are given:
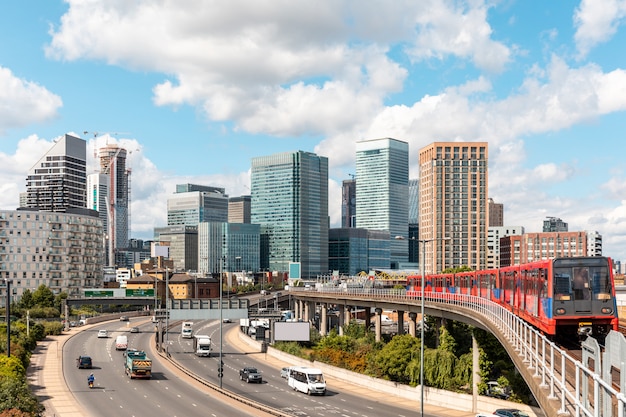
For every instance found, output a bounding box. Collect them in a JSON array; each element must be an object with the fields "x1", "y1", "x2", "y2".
[
  {"x1": 115, "y1": 335, "x2": 128, "y2": 350},
  {"x1": 287, "y1": 367, "x2": 326, "y2": 395}
]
